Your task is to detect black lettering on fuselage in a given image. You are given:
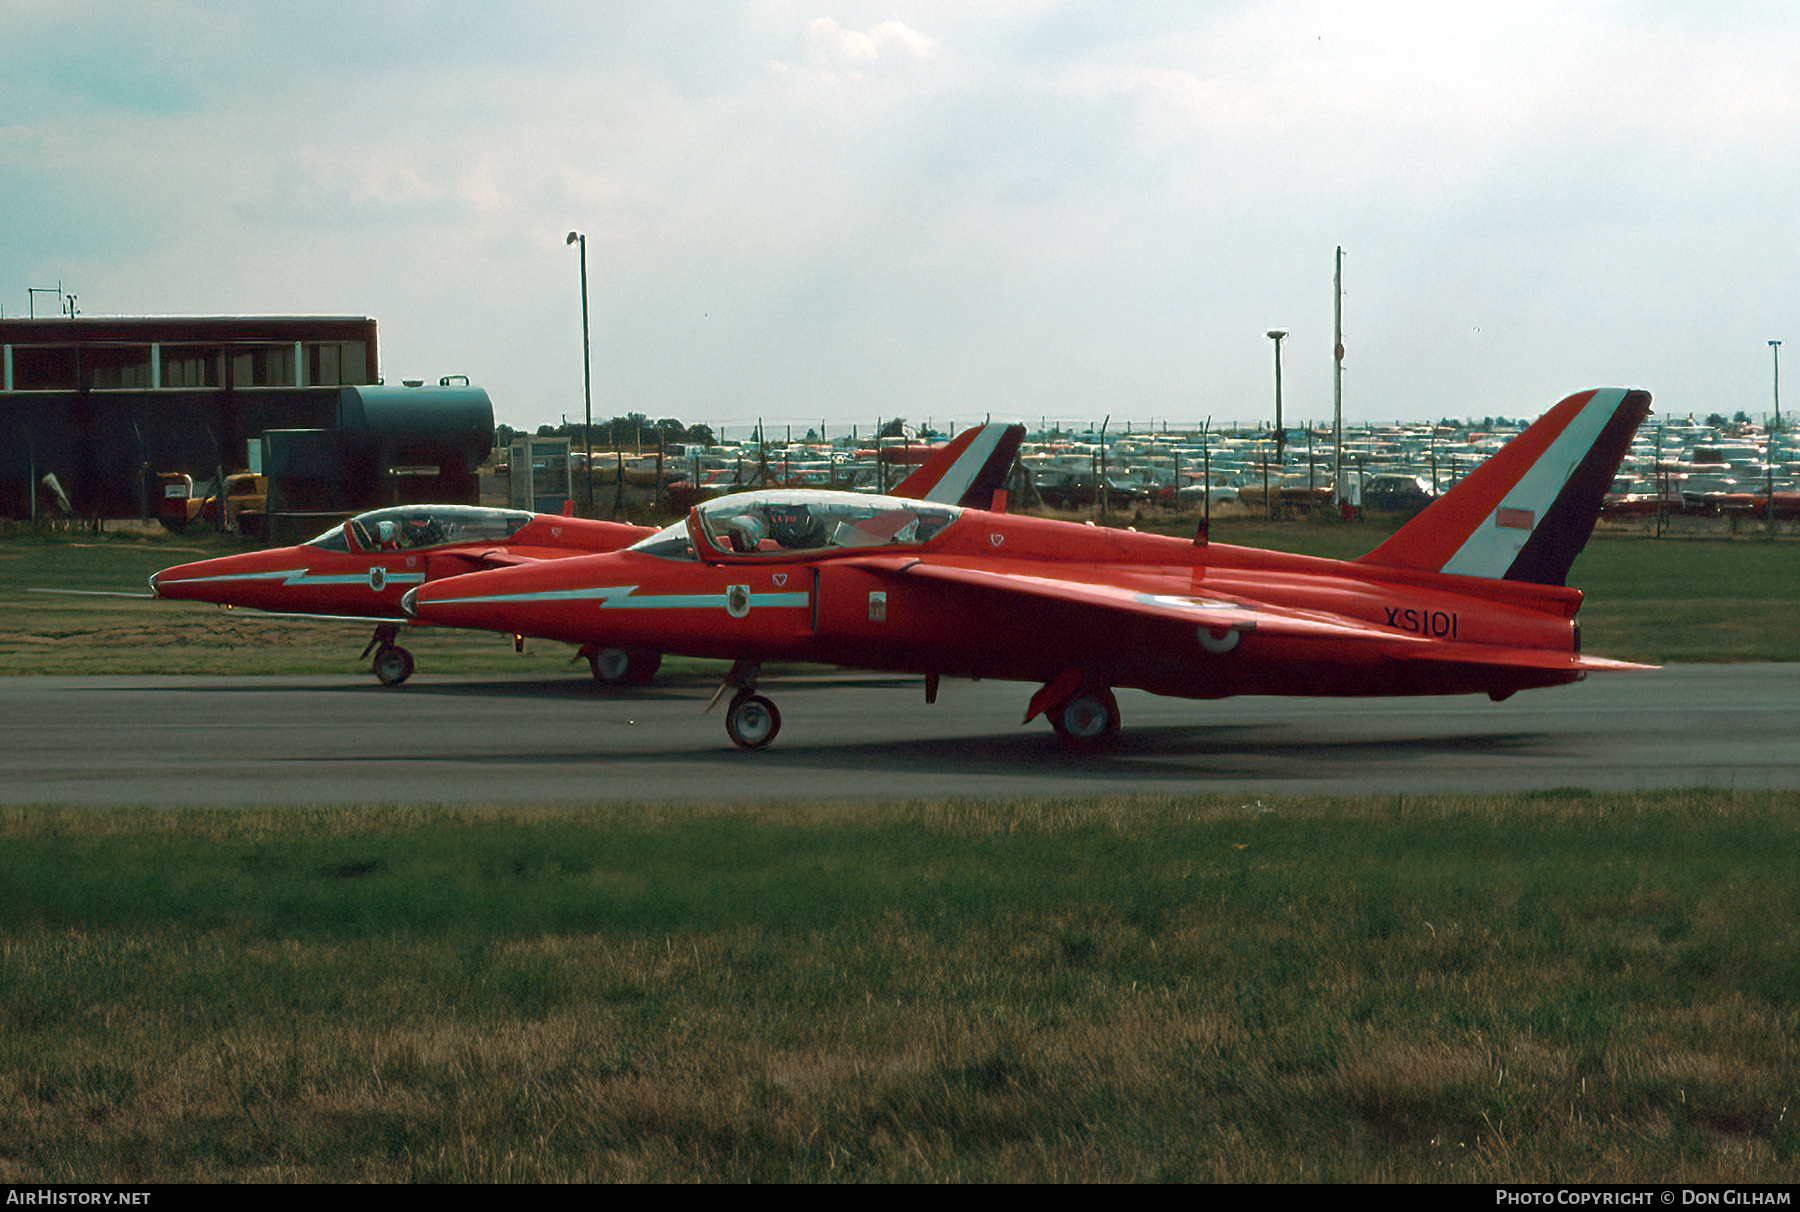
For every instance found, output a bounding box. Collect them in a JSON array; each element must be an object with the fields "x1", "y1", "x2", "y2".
[{"x1": 1384, "y1": 604, "x2": 1457, "y2": 639}]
